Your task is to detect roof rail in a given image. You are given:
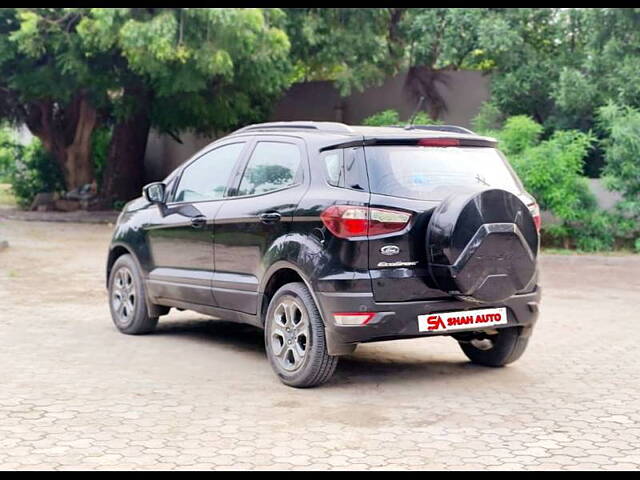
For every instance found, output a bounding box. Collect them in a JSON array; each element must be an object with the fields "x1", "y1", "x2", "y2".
[
  {"x1": 402, "y1": 125, "x2": 476, "y2": 135},
  {"x1": 233, "y1": 121, "x2": 354, "y2": 134}
]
